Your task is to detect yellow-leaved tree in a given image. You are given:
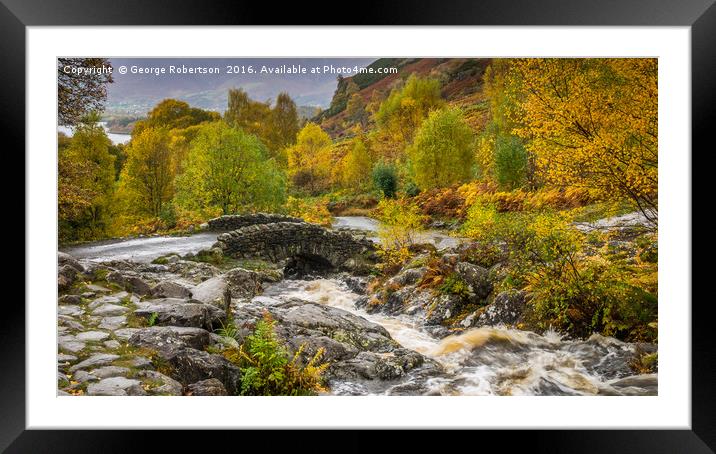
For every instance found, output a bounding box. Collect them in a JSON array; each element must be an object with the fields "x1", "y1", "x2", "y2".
[
  {"x1": 116, "y1": 126, "x2": 175, "y2": 218},
  {"x1": 286, "y1": 123, "x2": 333, "y2": 194},
  {"x1": 512, "y1": 58, "x2": 658, "y2": 223},
  {"x1": 408, "y1": 107, "x2": 475, "y2": 190},
  {"x1": 374, "y1": 74, "x2": 444, "y2": 145},
  {"x1": 340, "y1": 136, "x2": 373, "y2": 190}
]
